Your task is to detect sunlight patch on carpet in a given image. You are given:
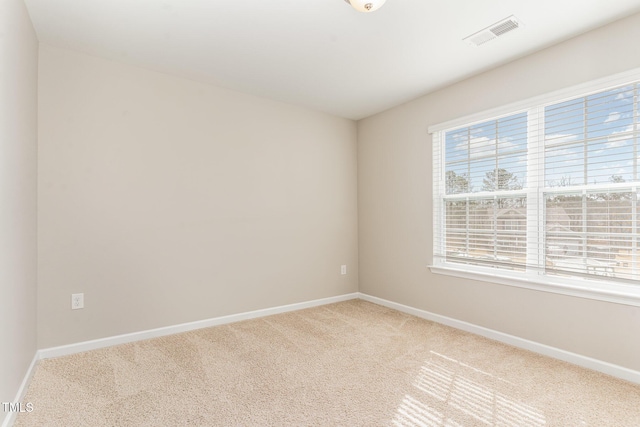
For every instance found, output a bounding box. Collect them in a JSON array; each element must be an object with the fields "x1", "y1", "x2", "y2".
[{"x1": 393, "y1": 350, "x2": 546, "y2": 426}]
